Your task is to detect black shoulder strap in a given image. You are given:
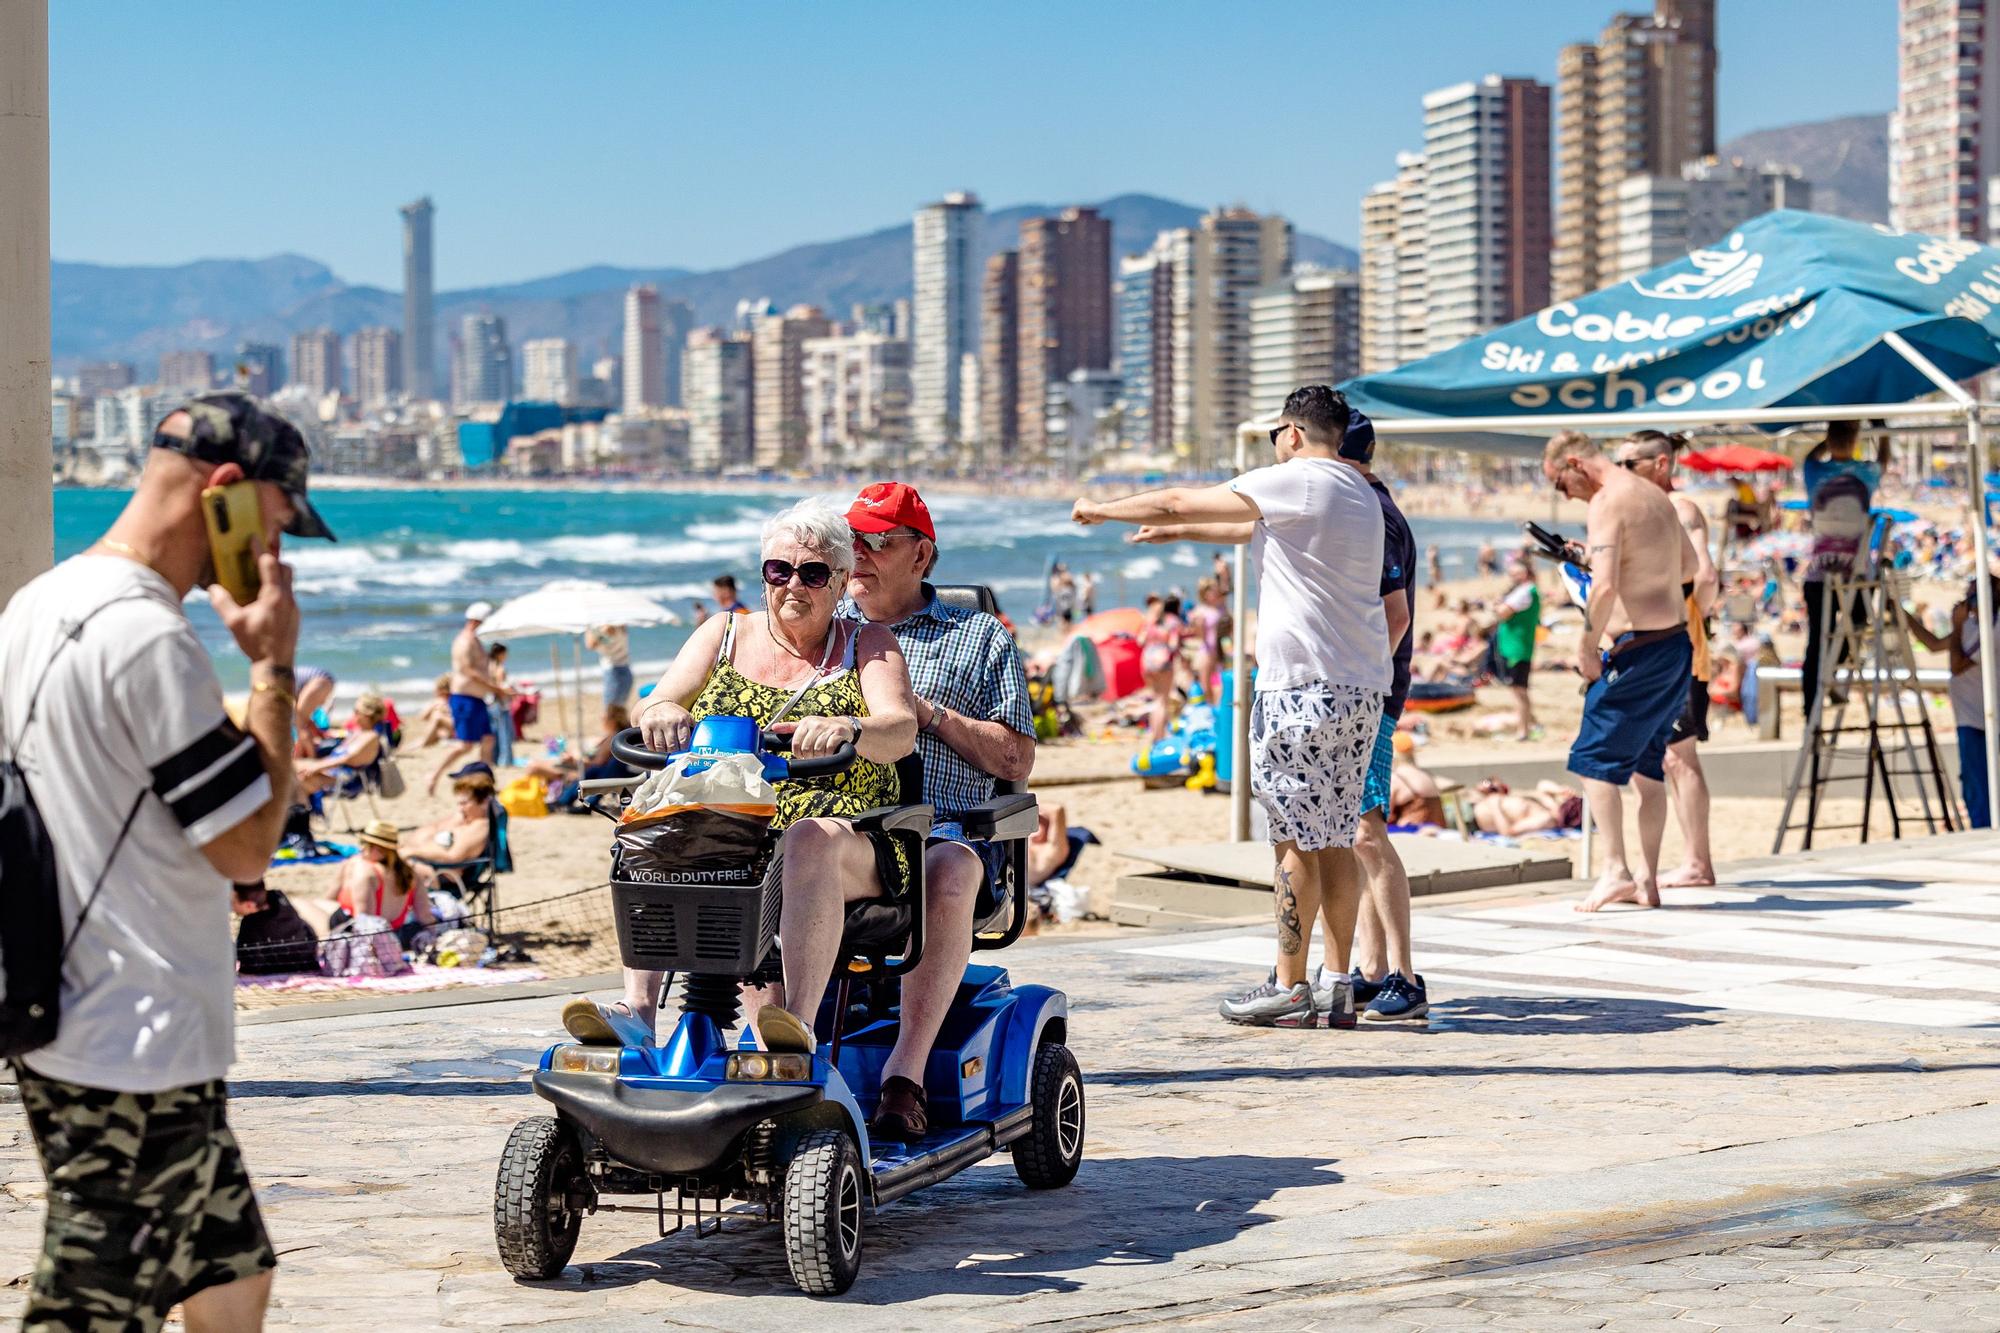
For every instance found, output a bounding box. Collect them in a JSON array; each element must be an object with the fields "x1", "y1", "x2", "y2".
[{"x1": 2, "y1": 589, "x2": 175, "y2": 970}]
